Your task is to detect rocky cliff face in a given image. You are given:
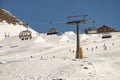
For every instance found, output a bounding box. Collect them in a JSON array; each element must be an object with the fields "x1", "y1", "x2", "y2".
[{"x1": 0, "y1": 8, "x2": 28, "y2": 28}]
